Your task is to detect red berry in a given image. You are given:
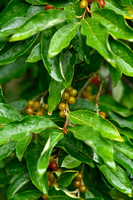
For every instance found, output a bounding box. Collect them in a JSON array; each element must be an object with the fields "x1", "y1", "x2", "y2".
[
  {"x1": 98, "y1": 0, "x2": 105, "y2": 8},
  {"x1": 91, "y1": 75, "x2": 98, "y2": 85},
  {"x1": 46, "y1": 4, "x2": 55, "y2": 11},
  {"x1": 49, "y1": 161, "x2": 58, "y2": 171}
]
